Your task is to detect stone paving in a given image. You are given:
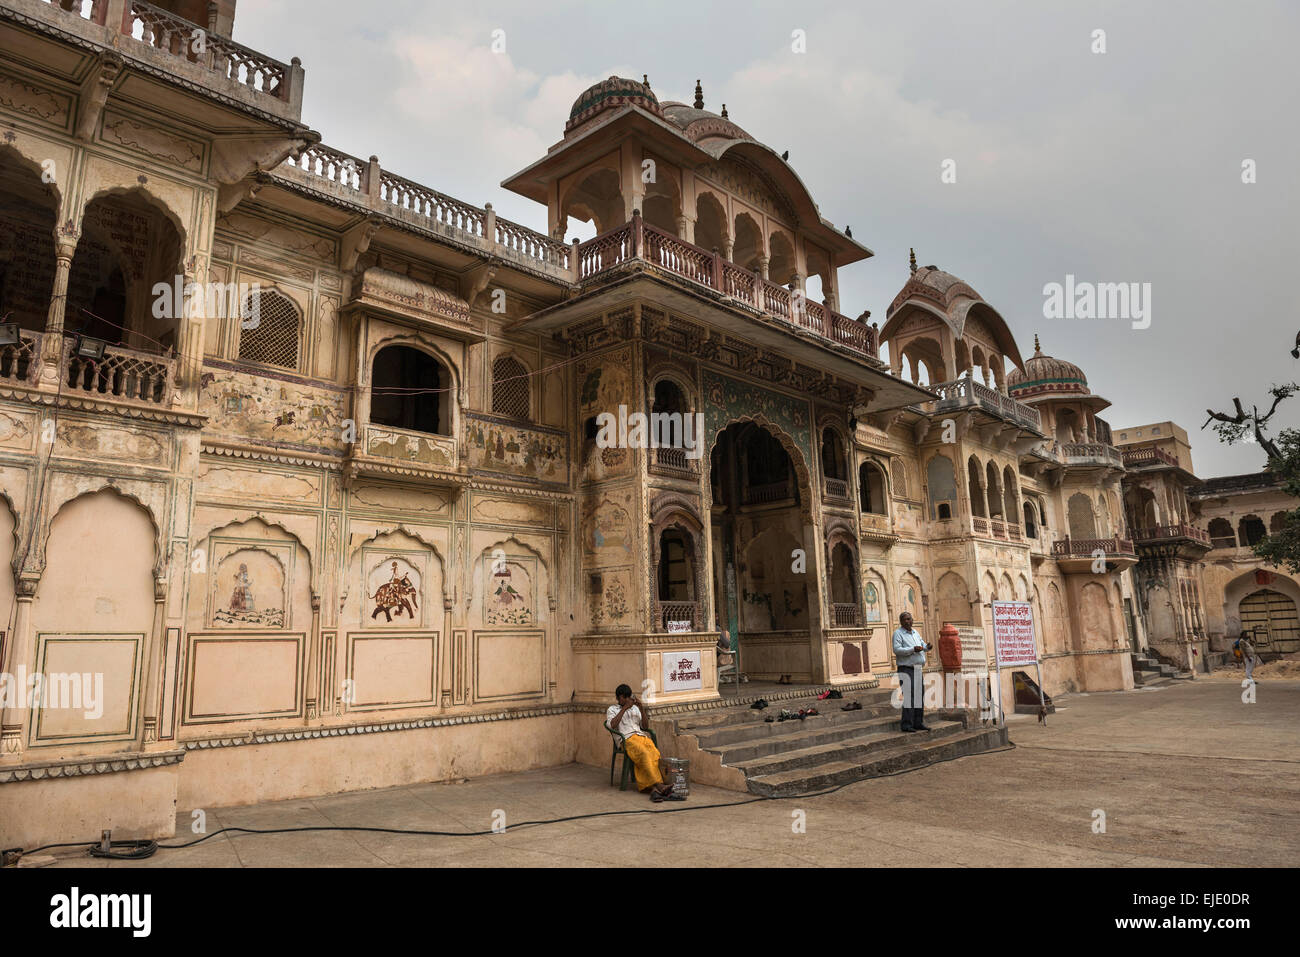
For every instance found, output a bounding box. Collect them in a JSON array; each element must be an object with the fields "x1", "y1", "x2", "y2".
[{"x1": 41, "y1": 677, "x2": 1300, "y2": 868}]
